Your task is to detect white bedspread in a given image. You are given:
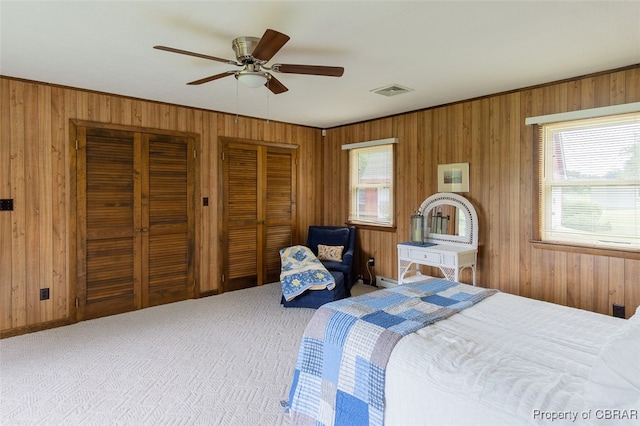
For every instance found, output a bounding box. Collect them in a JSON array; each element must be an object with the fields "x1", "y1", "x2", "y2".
[{"x1": 384, "y1": 292, "x2": 625, "y2": 426}]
